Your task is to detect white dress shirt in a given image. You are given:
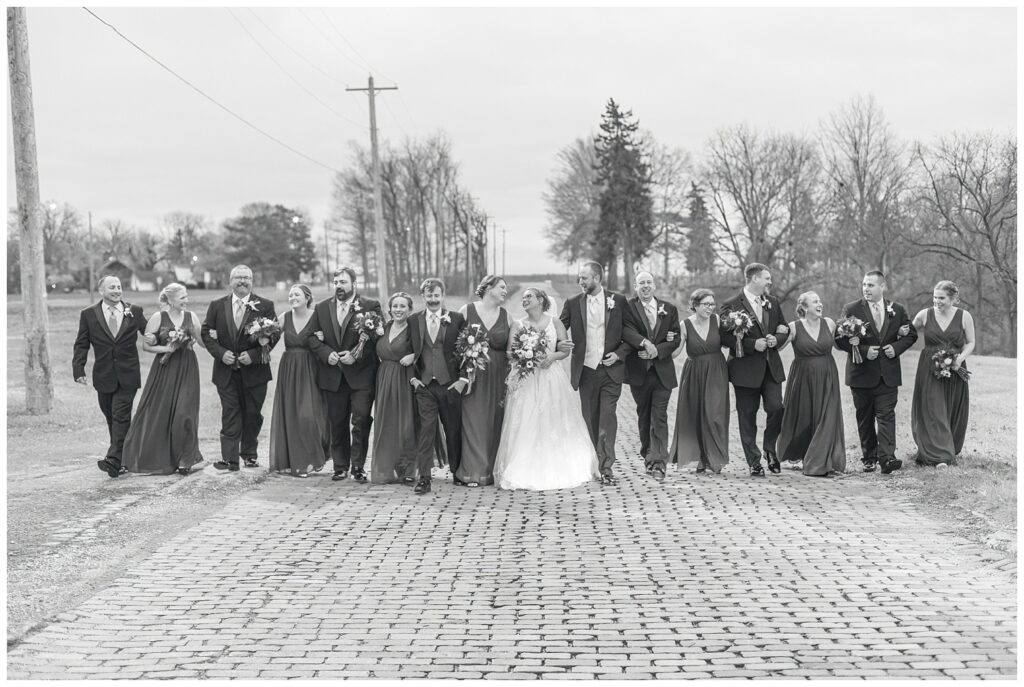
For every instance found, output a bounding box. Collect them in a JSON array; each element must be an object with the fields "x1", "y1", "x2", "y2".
[
  {"x1": 584, "y1": 288, "x2": 606, "y2": 370},
  {"x1": 743, "y1": 288, "x2": 764, "y2": 326},
  {"x1": 104, "y1": 302, "x2": 124, "y2": 334}
]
